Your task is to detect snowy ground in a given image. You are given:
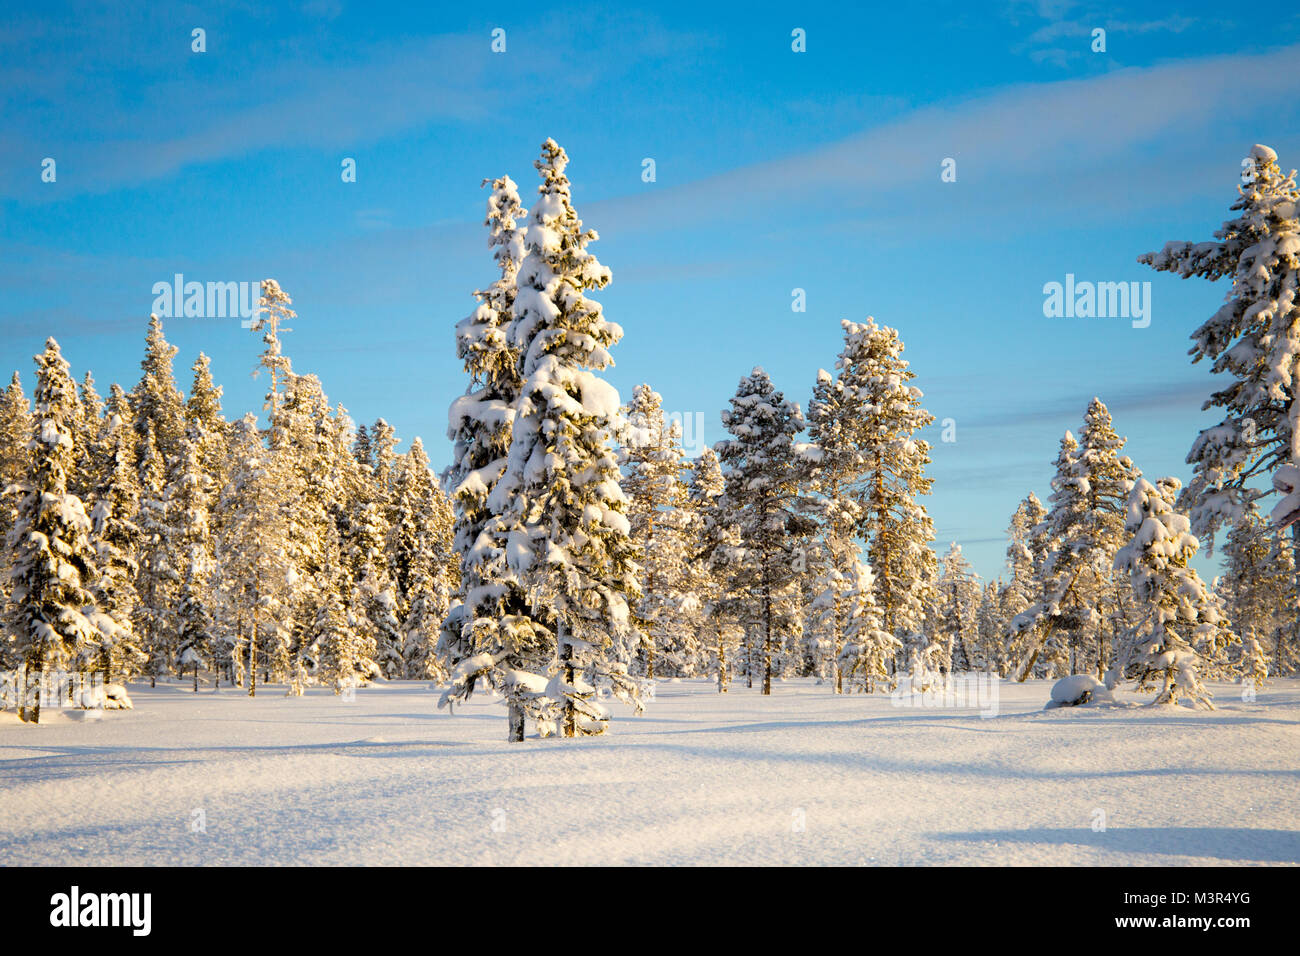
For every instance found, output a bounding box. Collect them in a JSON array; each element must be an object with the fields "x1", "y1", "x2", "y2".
[{"x1": 2, "y1": 677, "x2": 1298, "y2": 866}]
